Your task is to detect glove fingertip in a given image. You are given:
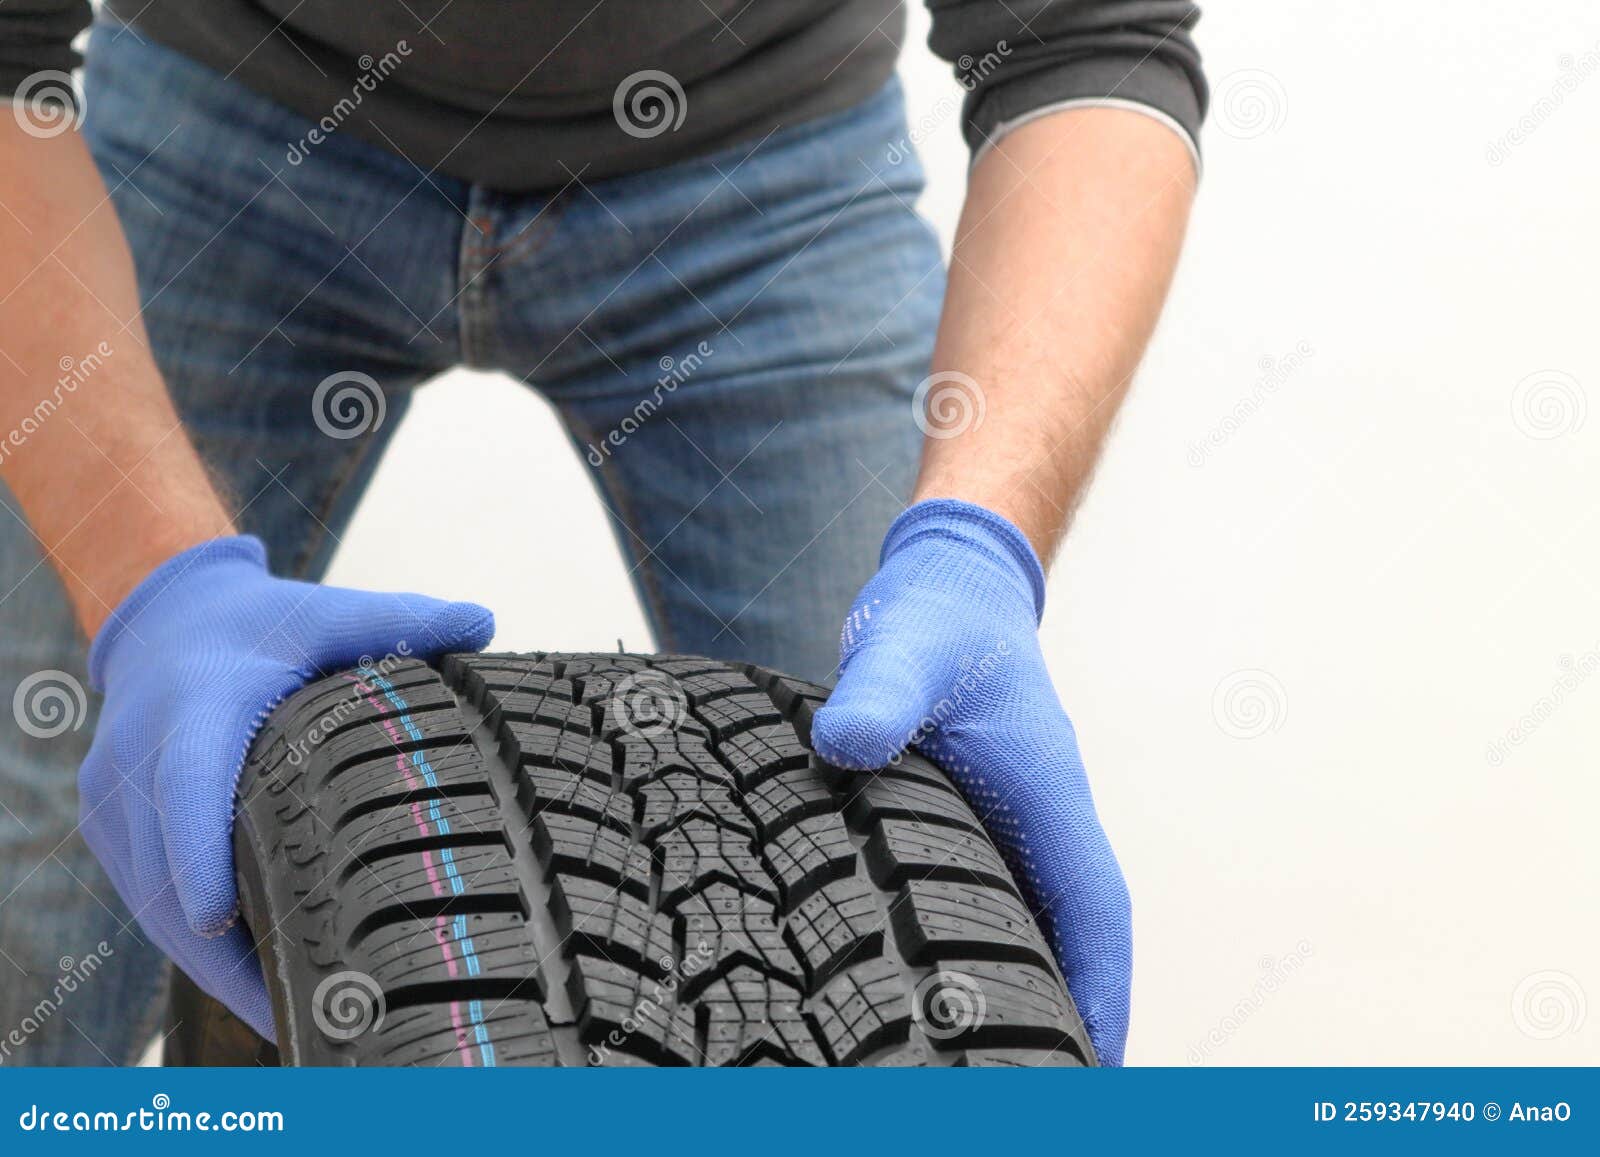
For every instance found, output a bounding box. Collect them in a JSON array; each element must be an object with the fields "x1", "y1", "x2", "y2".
[
  {"x1": 424, "y1": 600, "x2": 495, "y2": 655},
  {"x1": 180, "y1": 875, "x2": 243, "y2": 939},
  {"x1": 155, "y1": 756, "x2": 245, "y2": 939},
  {"x1": 449, "y1": 601, "x2": 496, "y2": 651},
  {"x1": 811, "y1": 704, "x2": 908, "y2": 771}
]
